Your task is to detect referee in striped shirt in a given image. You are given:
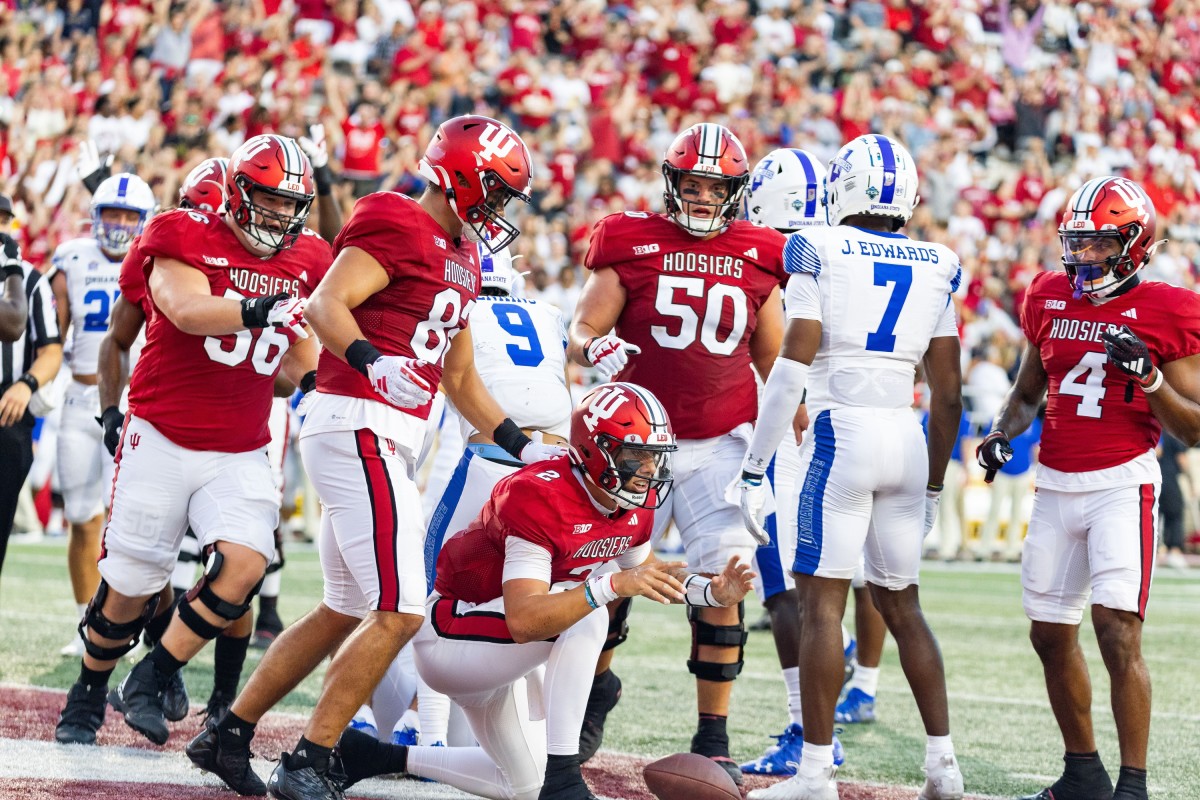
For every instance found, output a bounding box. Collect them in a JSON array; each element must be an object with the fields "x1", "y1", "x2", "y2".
[{"x1": 0, "y1": 194, "x2": 63, "y2": 585}]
